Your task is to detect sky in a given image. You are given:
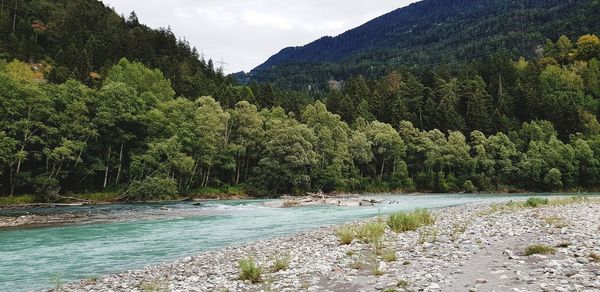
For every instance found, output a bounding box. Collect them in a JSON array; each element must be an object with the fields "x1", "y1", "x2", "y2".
[{"x1": 101, "y1": 0, "x2": 415, "y2": 73}]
